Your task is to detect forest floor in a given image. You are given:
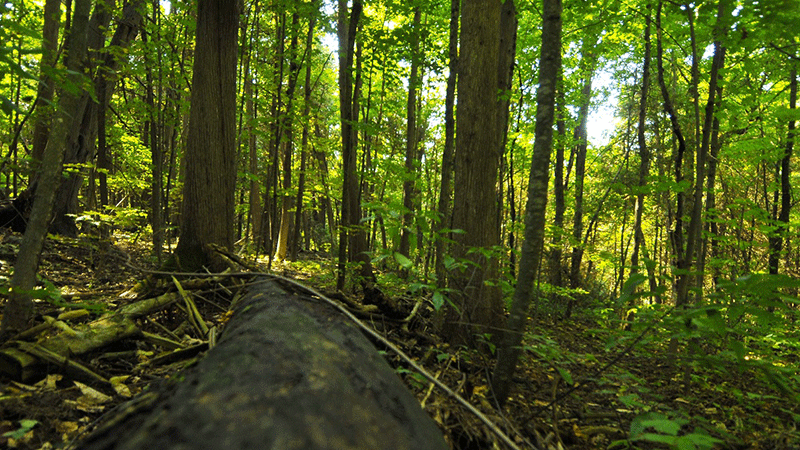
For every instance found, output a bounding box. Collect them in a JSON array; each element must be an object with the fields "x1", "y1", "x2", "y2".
[{"x1": 0, "y1": 232, "x2": 798, "y2": 450}]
